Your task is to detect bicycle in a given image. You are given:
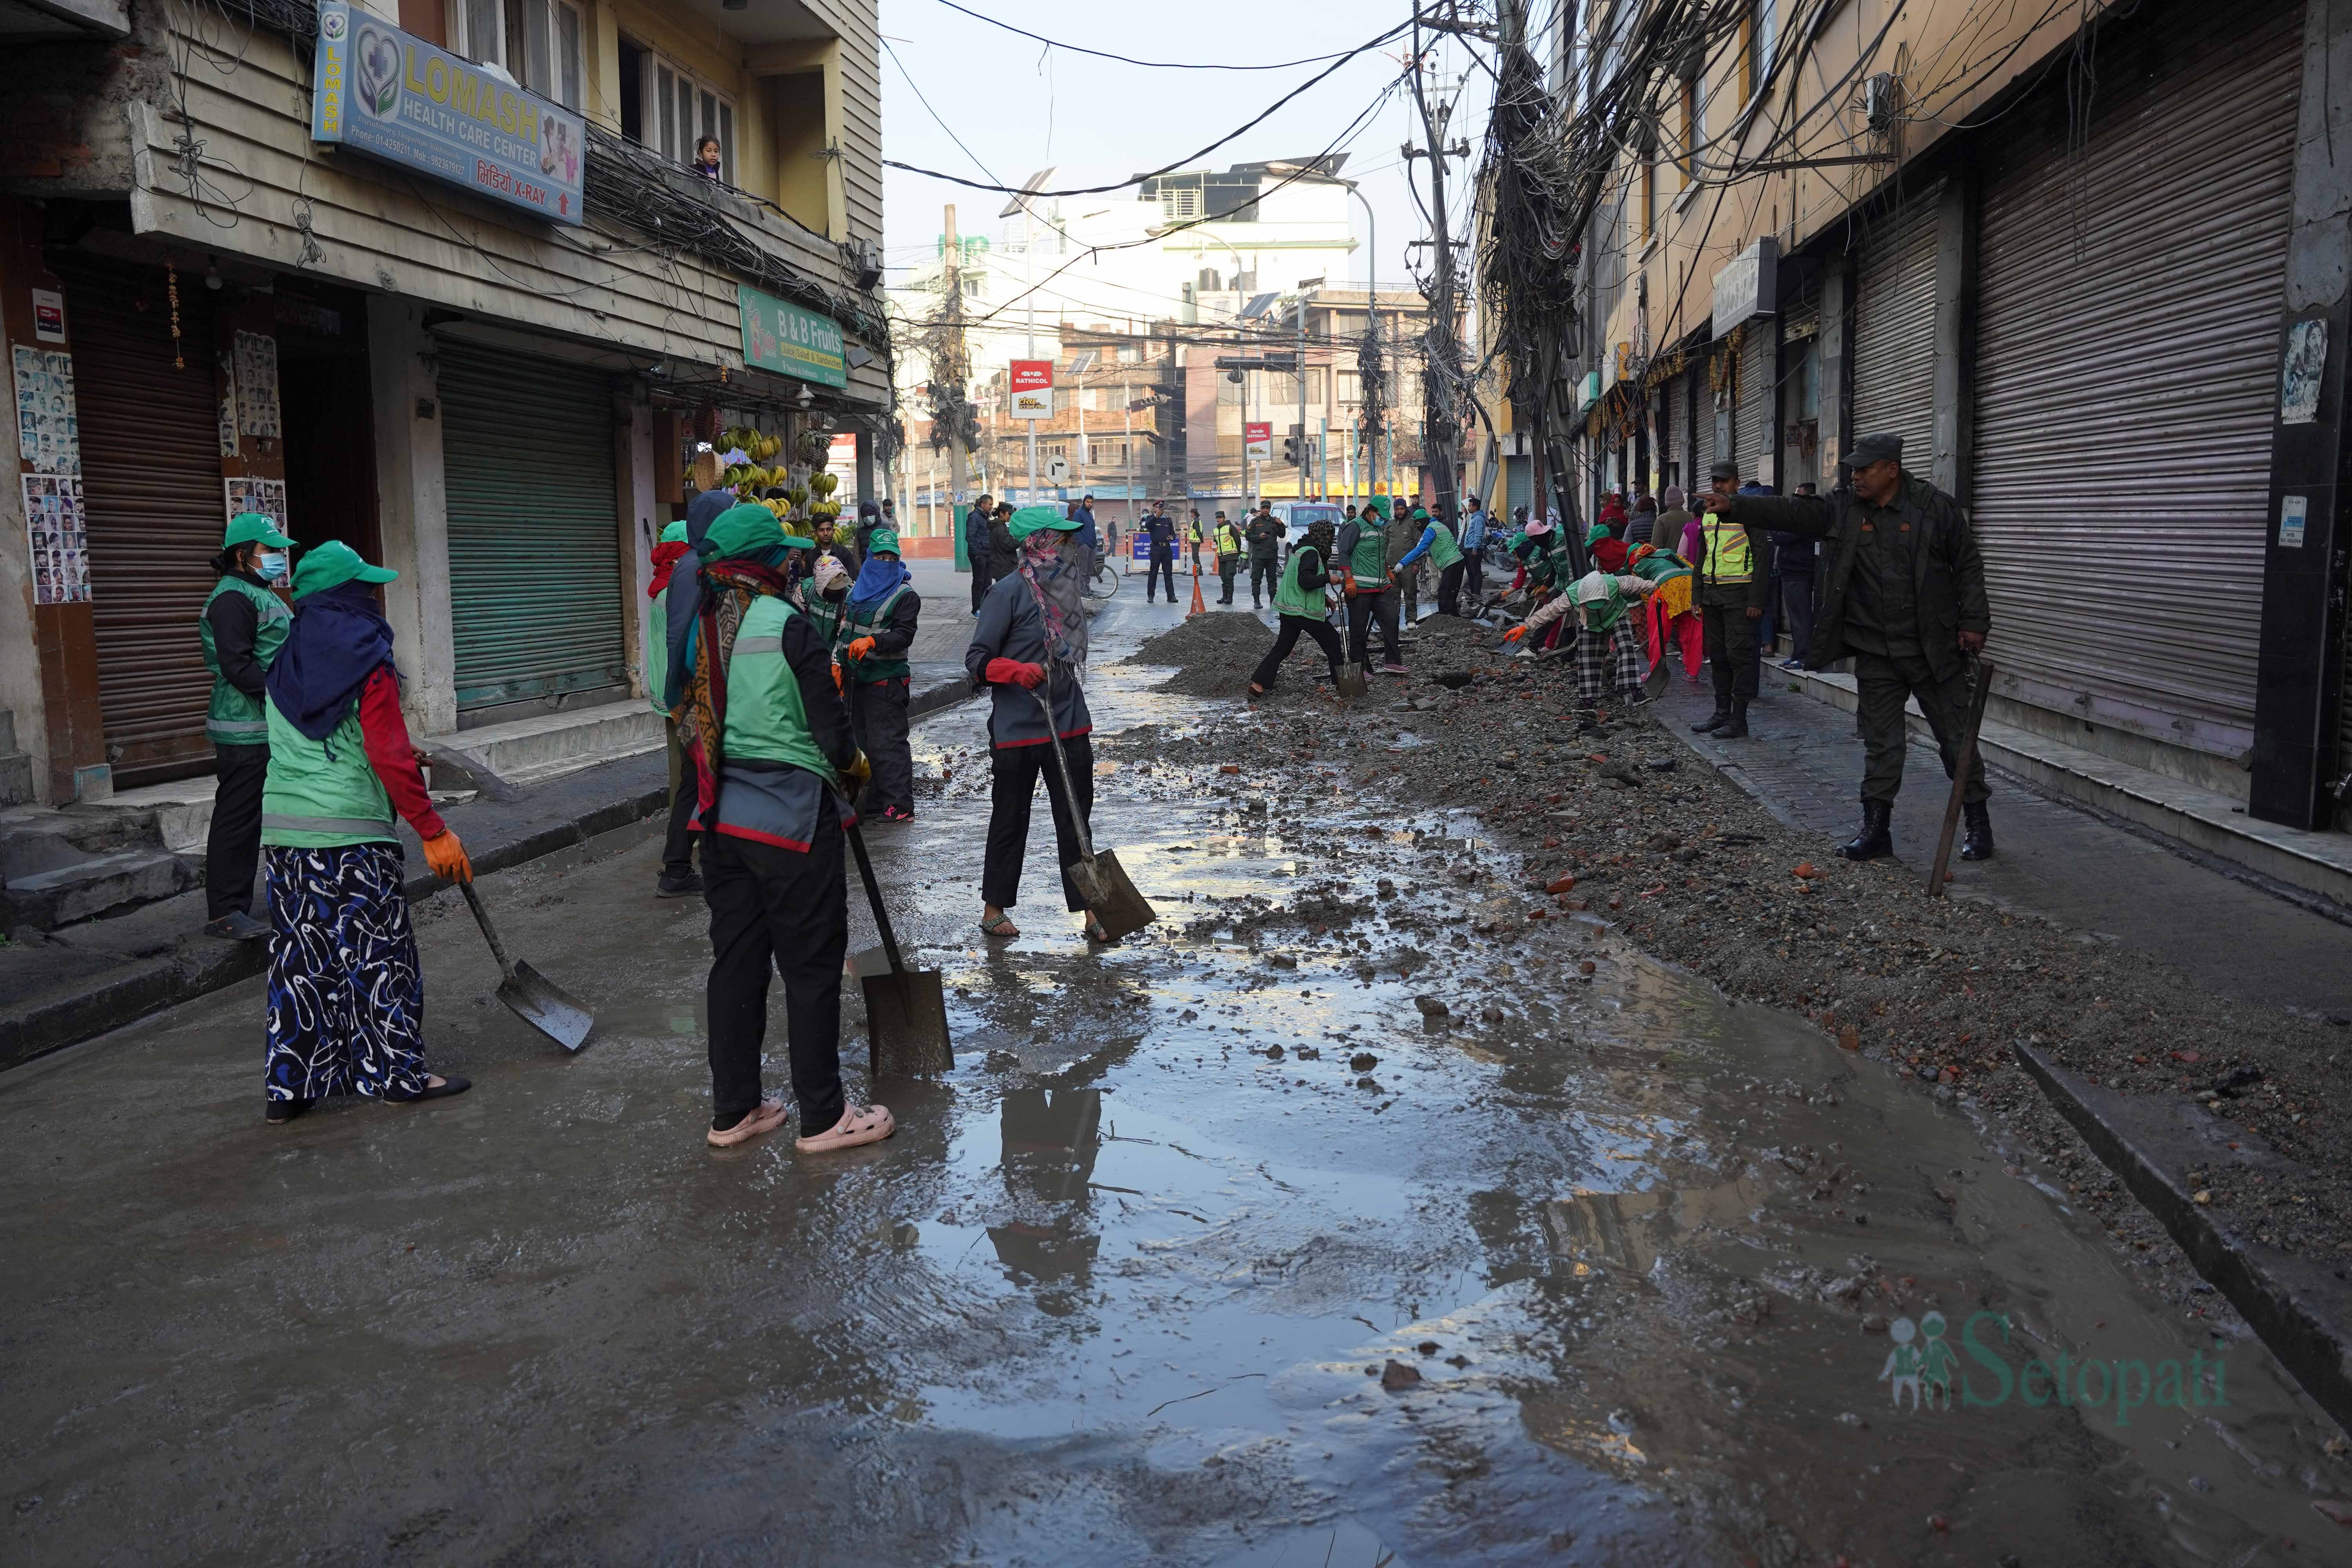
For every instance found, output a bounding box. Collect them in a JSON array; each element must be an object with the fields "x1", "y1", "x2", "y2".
[{"x1": 1081, "y1": 561, "x2": 1120, "y2": 600}]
